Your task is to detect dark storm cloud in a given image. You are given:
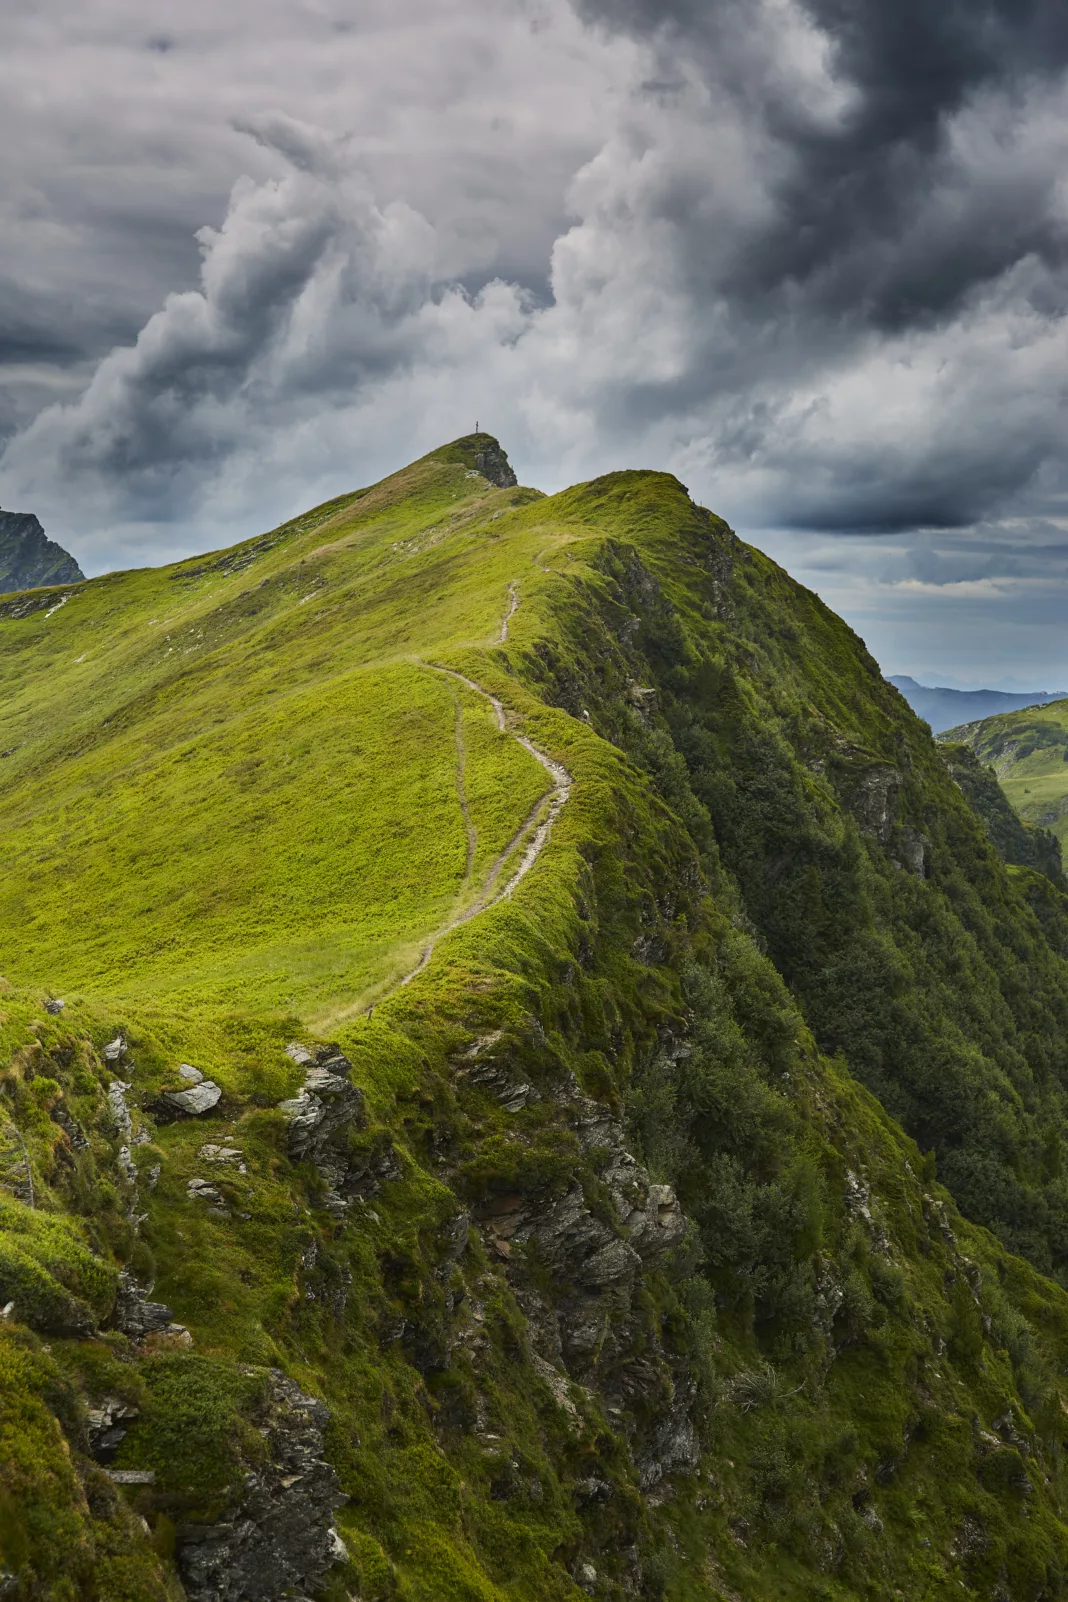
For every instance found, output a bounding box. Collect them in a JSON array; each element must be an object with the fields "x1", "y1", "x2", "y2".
[
  {"x1": 0, "y1": 0, "x2": 622, "y2": 449},
  {"x1": 561, "y1": 0, "x2": 1068, "y2": 535},
  {"x1": 575, "y1": 0, "x2": 1068, "y2": 327},
  {"x1": 0, "y1": 1, "x2": 636, "y2": 561},
  {"x1": 2, "y1": 0, "x2": 1068, "y2": 587},
  {"x1": 0, "y1": 321, "x2": 85, "y2": 367}
]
